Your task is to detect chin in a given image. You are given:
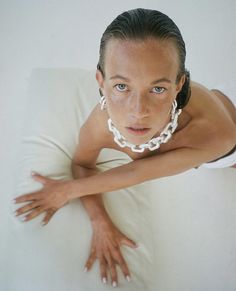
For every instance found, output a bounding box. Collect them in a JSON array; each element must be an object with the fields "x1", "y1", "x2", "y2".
[{"x1": 123, "y1": 129, "x2": 155, "y2": 145}]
